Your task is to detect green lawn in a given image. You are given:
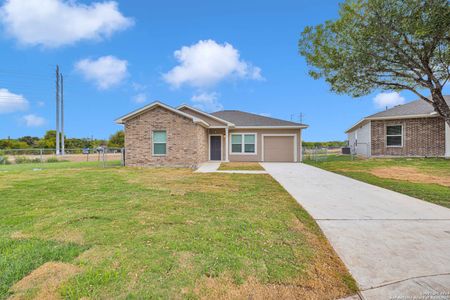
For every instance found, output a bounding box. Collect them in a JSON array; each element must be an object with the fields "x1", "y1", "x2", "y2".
[
  {"x1": 305, "y1": 155, "x2": 450, "y2": 208},
  {"x1": 218, "y1": 162, "x2": 265, "y2": 171},
  {"x1": 0, "y1": 162, "x2": 356, "y2": 299}
]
